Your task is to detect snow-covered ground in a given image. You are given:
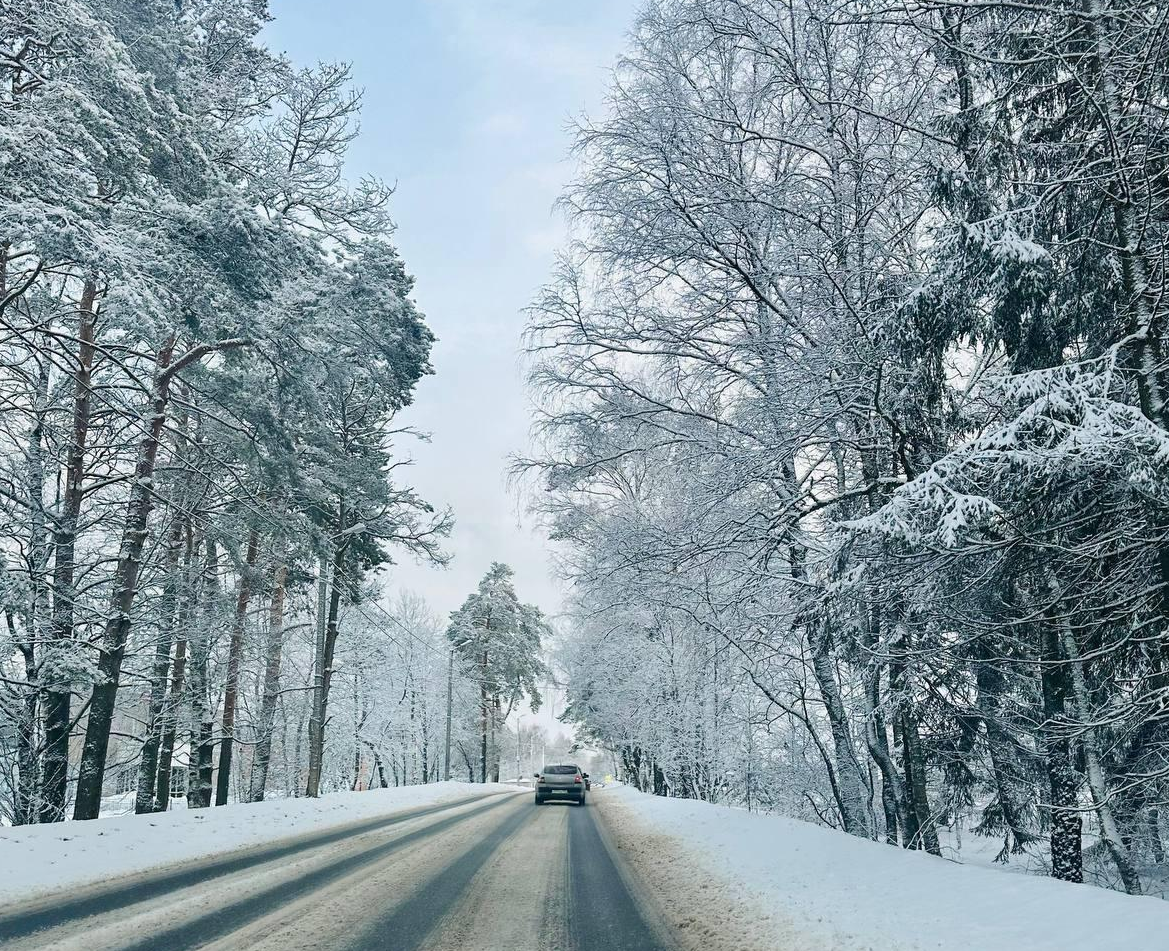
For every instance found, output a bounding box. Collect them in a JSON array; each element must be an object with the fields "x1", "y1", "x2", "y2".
[
  {"x1": 0, "y1": 781, "x2": 518, "y2": 905},
  {"x1": 599, "y1": 785, "x2": 1169, "y2": 951}
]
